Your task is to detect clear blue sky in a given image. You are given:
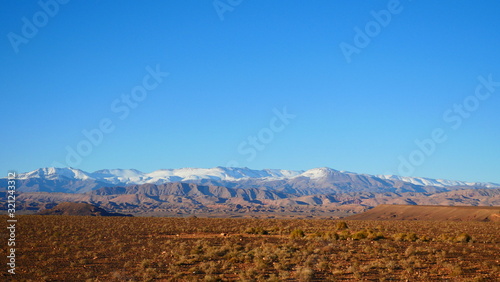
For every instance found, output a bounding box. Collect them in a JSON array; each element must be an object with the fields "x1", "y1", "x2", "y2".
[{"x1": 1, "y1": 1, "x2": 499, "y2": 183}]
